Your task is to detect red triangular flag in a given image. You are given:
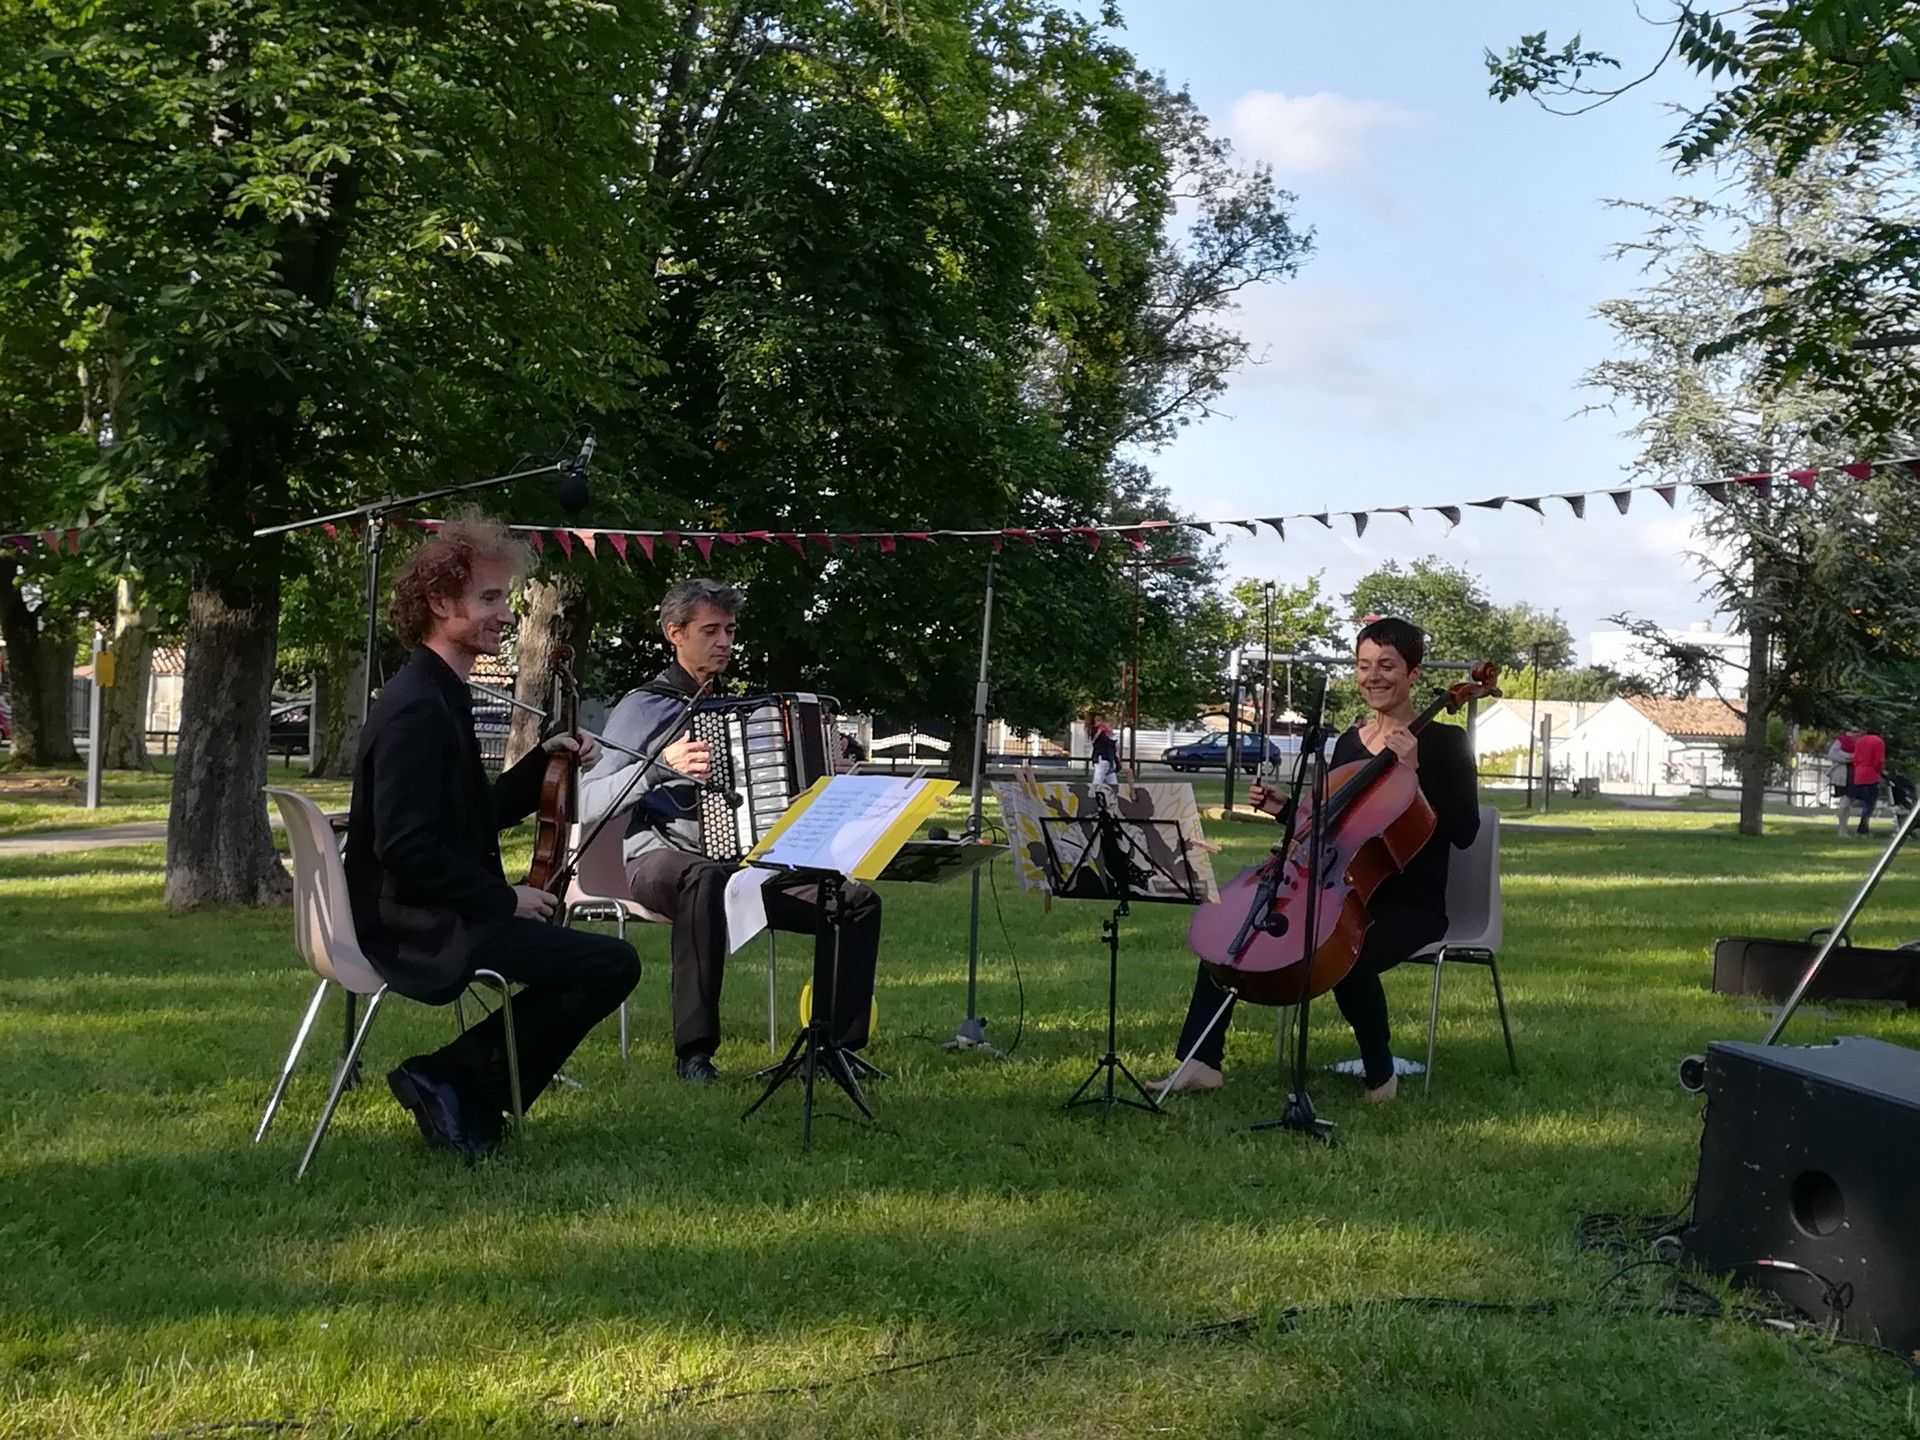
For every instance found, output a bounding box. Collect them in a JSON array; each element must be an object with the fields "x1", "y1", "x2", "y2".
[
  {"x1": 877, "y1": 535, "x2": 897, "y2": 554},
  {"x1": 904, "y1": 532, "x2": 934, "y2": 544},
  {"x1": 1609, "y1": 491, "x2": 1633, "y2": 514},
  {"x1": 527, "y1": 530, "x2": 544, "y2": 554},
  {"x1": 720, "y1": 533, "x2": 744, "y2": 547},
  {"x1": 1788, "y1": 468, "x2": 1818, "y2": 489},
  {"x1": 807, "y1": 532, "x2": 835, "y2": 551},
  {"x1": 577, "y1": 530, "x2": 597, "y2": 558},
  {"x1": 41, "y1": 529, "x2": 59, "y2": 553},
  {"x1": 1124, "y1": 533, "x2": 1147, "y2": 552},
  {"x1": 693, "y1": 535, "x2": 714, "y2": 561},
  {"x1": 841, "y1": 533, "x2": 862, "y2": 551},
  {"x1": 1002, "y1": 529, "x2": 1034, "y2": 546},
  {"x1": 778, "y1": 533, "x2": 805, "y2": 555},
  {"x1": 1842, "y1": 462, "x2": 1872, "y2": 480},
  {"x1": 661, "y1": 531, "x2": 682, "y2": 551},
  {"x1": 608, "y1": 532, "x2": 629, "y2": 563},
  {"x1": 554, "y1": 529, "x2": 574, "y2": 558},
  {"x1": 323, "y1": 523, "x2": 338, "y2": 540},
  {"x1": 634, "y1": 535, "x2": 655, "y2": 563}
]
